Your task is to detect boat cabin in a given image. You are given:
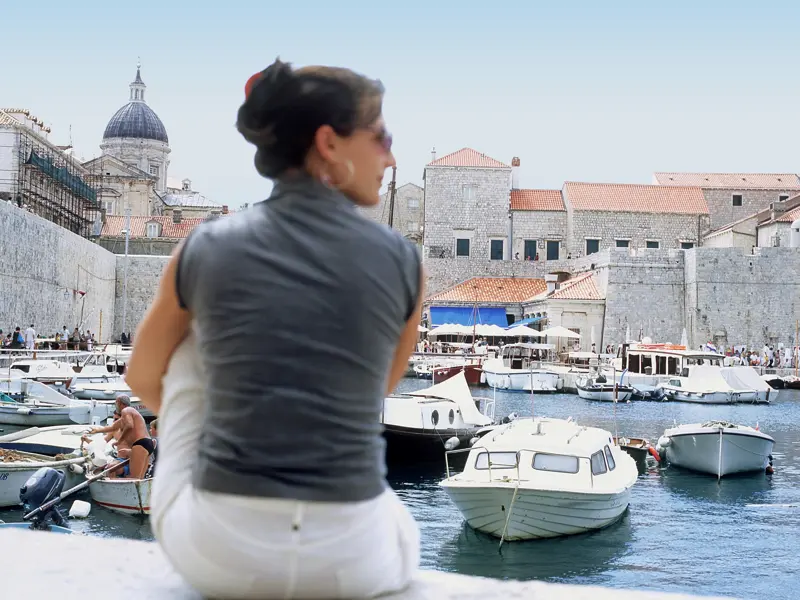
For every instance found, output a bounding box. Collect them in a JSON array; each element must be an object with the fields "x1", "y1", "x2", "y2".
[
  {"x1": 498, "y1": 343, "x2": 555, "y2": 370},
  {"x1": 619, "y1": 343, "x2": 724, "y2": 377}
]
